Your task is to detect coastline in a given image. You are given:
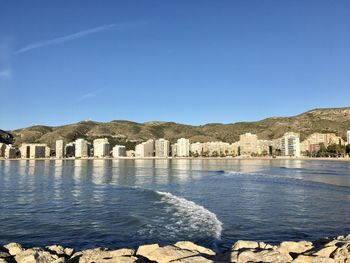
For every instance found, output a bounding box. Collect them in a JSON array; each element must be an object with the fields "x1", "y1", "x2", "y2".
[
  {"x1": 1, "y1": 234, "x2": 349, "y2": 263},
  {"x1": 2, "y1": 156, "x2": 350, "y2": 162}
]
